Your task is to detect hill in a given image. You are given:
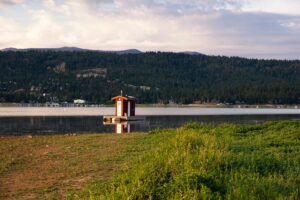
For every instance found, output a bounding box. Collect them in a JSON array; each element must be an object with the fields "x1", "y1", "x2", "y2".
[
  {"x1": 1, "y1": 47, "x2": 142, "y2": 54},
  {"x1": 0, "y1": 51, "x2": 299, "y2": 104}
]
